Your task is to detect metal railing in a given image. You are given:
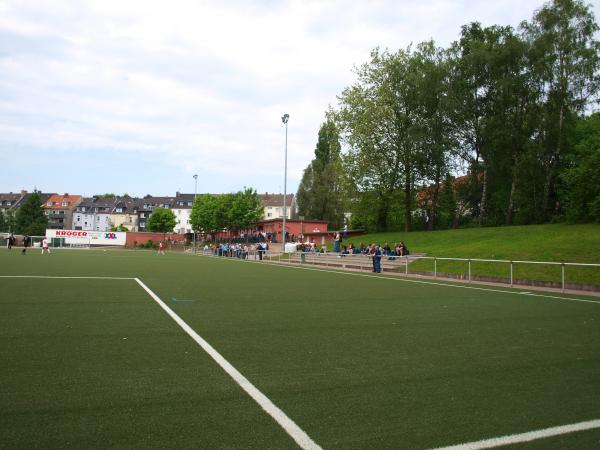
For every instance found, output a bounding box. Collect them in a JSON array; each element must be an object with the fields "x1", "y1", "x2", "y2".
[{"x1": 194, "y1": 249, "x2": 600, "y2": 293}]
